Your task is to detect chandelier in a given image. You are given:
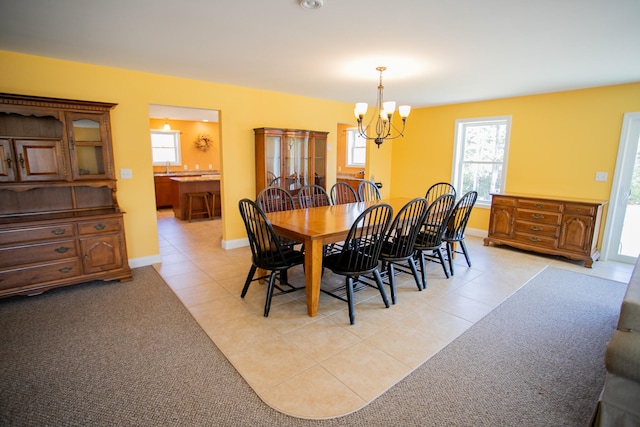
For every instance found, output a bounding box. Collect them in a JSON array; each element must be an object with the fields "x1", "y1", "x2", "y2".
[{"x1": 354, "y1": 66, "x2": 411, "y2": 148}]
